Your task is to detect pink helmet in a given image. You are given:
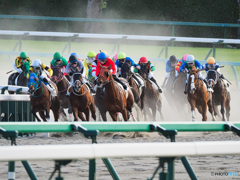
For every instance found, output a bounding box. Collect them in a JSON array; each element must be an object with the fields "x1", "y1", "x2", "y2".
[
  {"x1": 140, "y1": 57, "x2": 148, "y2": 63},
  {"x1": 114, "y1": 53, "x2": 119, "y2": 60},
  {"x1": 183, "y1": 54, "x2": 189, "y2": 61}
]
